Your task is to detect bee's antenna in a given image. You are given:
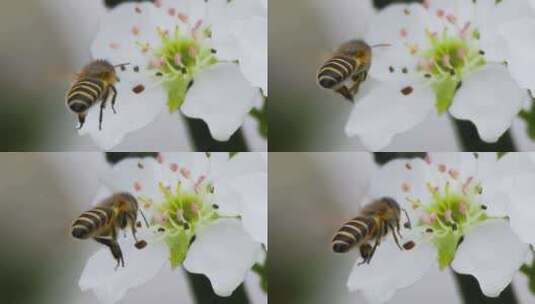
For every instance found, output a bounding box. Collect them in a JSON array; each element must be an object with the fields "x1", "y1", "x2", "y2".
[
  {"x1": 113, "y1": 62, "x2": 130, "y2": 68},
  {"x1": 370, "y1": 43, "x2": 392, "y2": 49},
  {"x1": 139, "y1": 209, "x2": 150, "y2": 228}
]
